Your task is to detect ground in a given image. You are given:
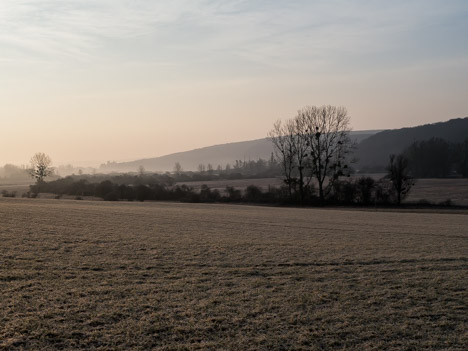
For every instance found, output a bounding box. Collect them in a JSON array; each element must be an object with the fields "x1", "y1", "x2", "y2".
[{"x1": 1, "y1": 198, "x2": 467, "y2": 350}]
